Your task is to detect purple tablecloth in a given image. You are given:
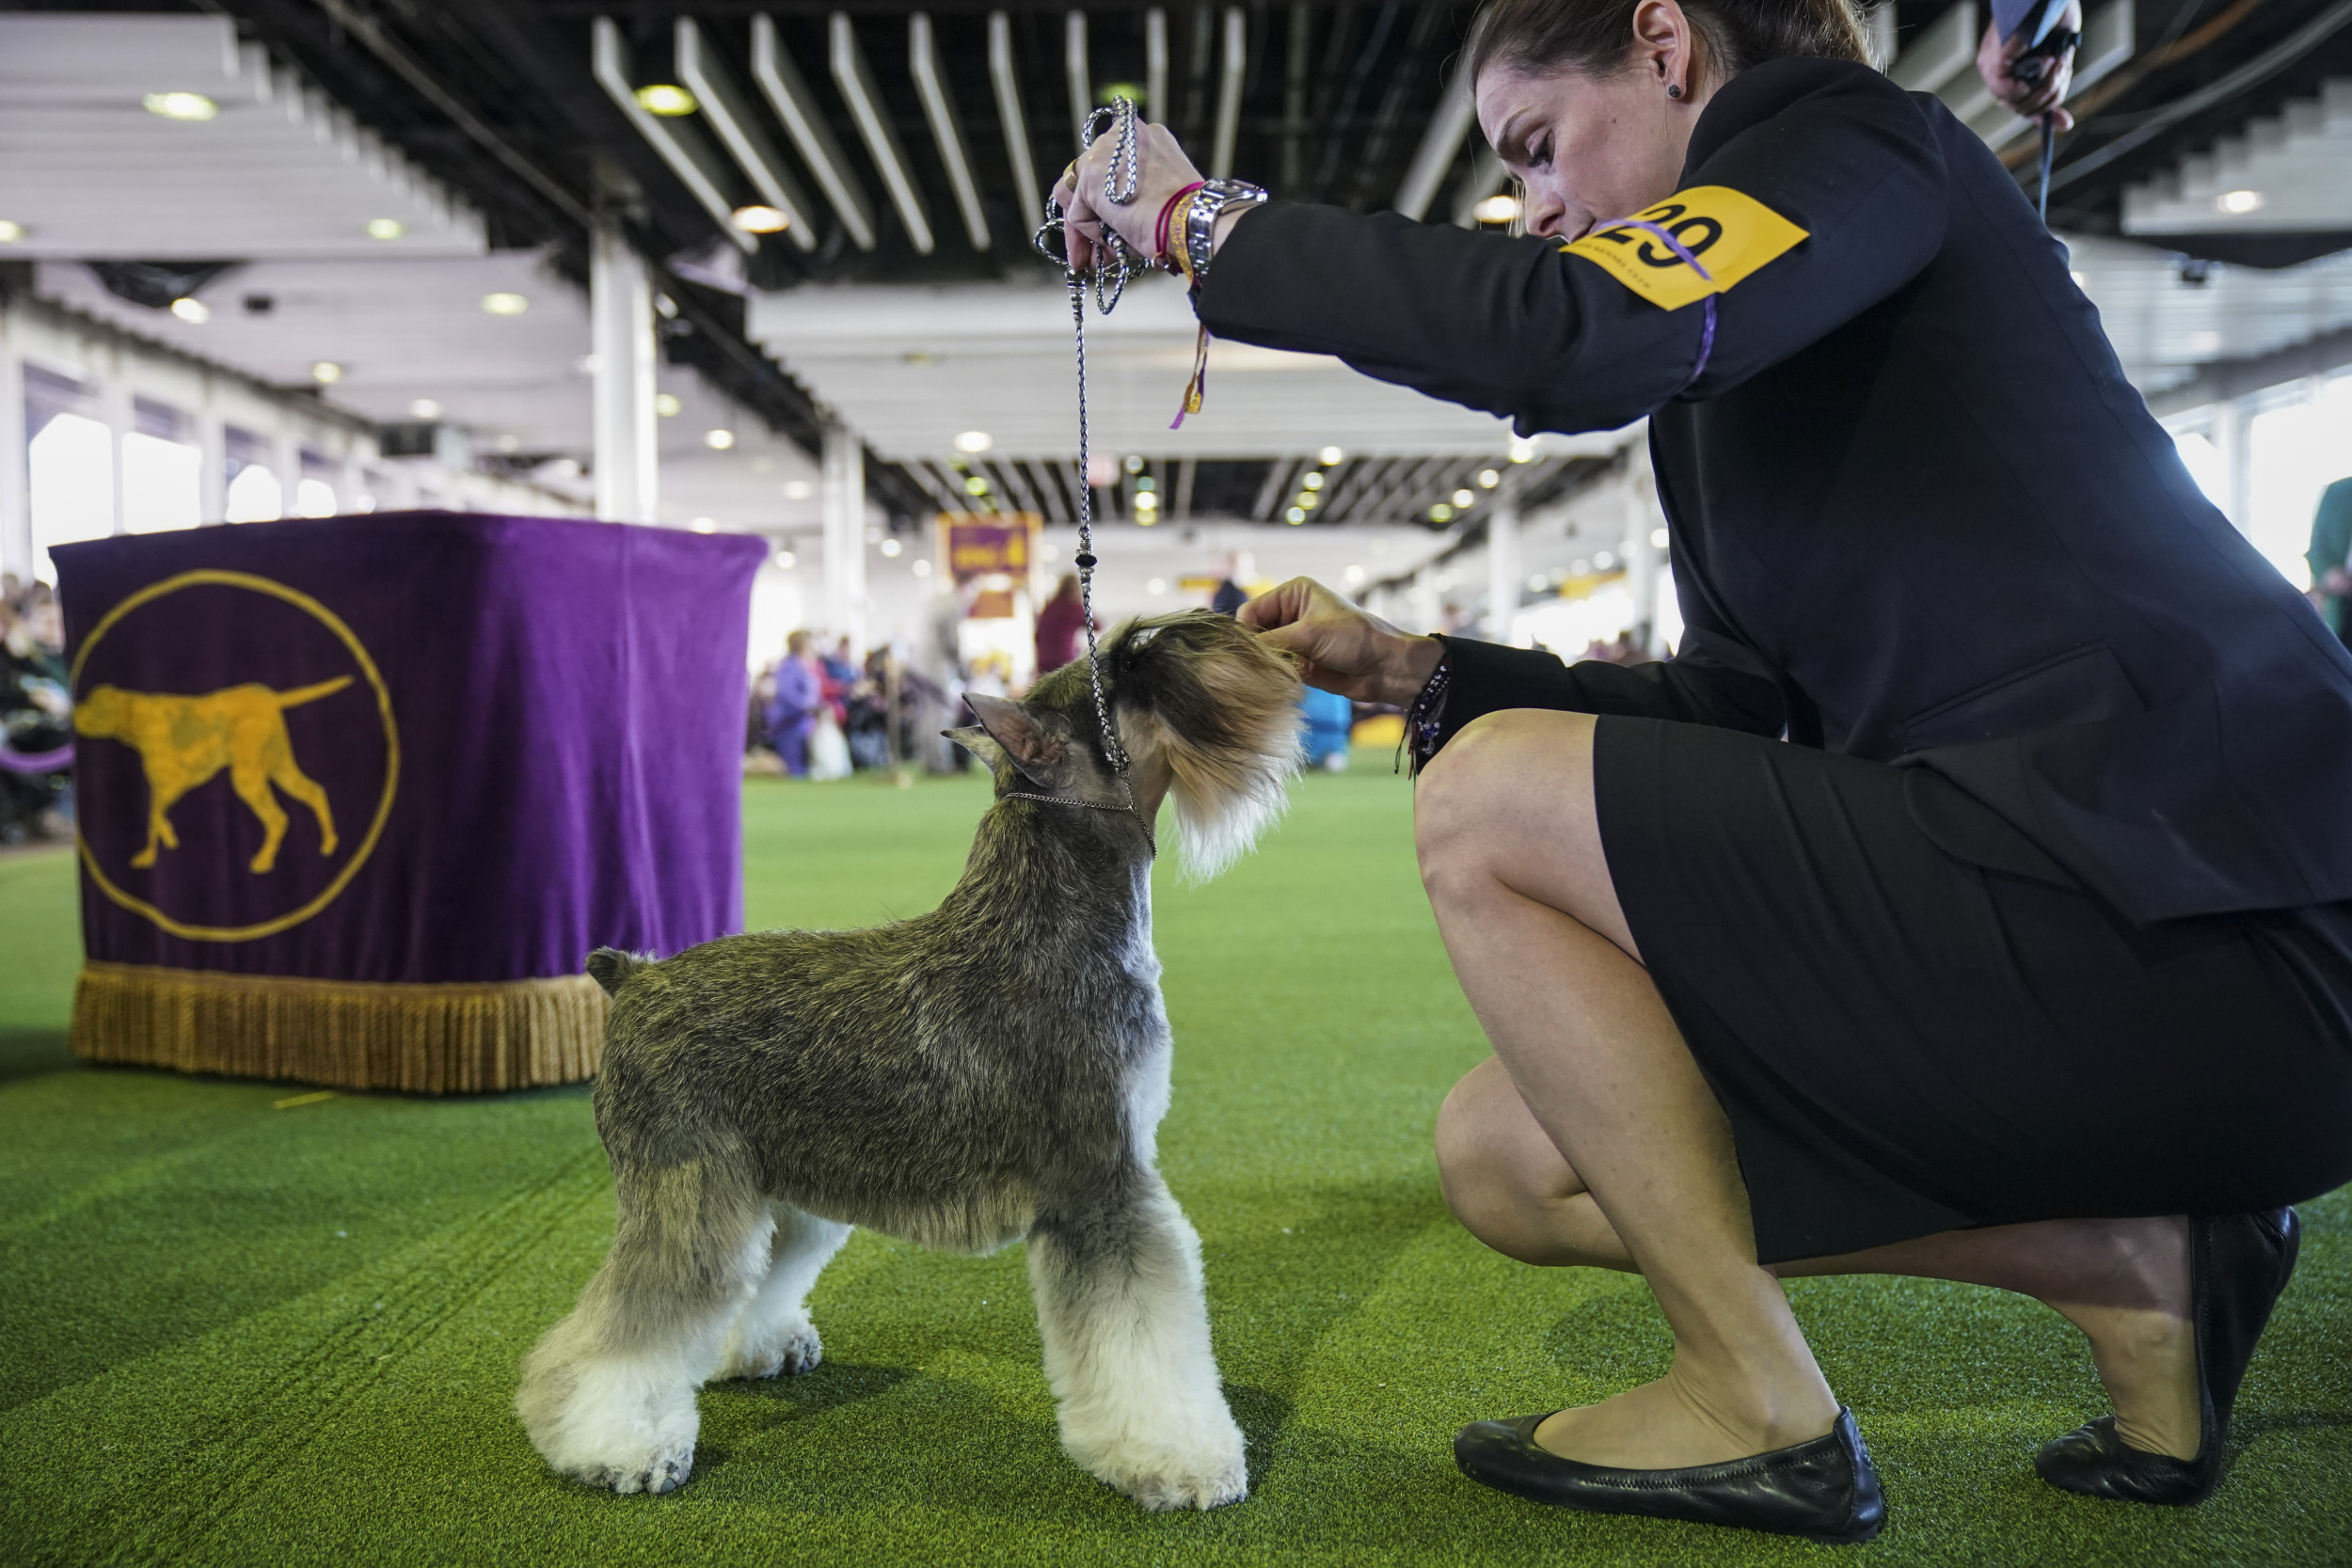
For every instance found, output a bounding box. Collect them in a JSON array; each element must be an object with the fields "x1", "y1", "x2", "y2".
[{"x1": 55, "y1": 513, "x2": 764, "y2": 985}]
